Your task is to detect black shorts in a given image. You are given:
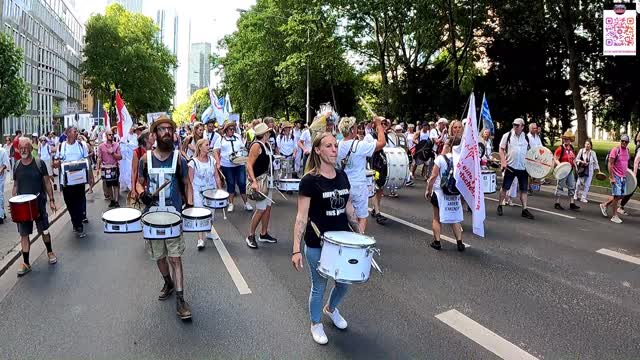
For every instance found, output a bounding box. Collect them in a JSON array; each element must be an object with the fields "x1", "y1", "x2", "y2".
[
  {"x1": 502, "y1": 167, "x2": 528, "y2": 192},
  {"x1": 430, "y1": 192, "x2": 439, "y2": 208},
  {"x1": 17, "y1": 208, "x2": 50, "y2": 236}
]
